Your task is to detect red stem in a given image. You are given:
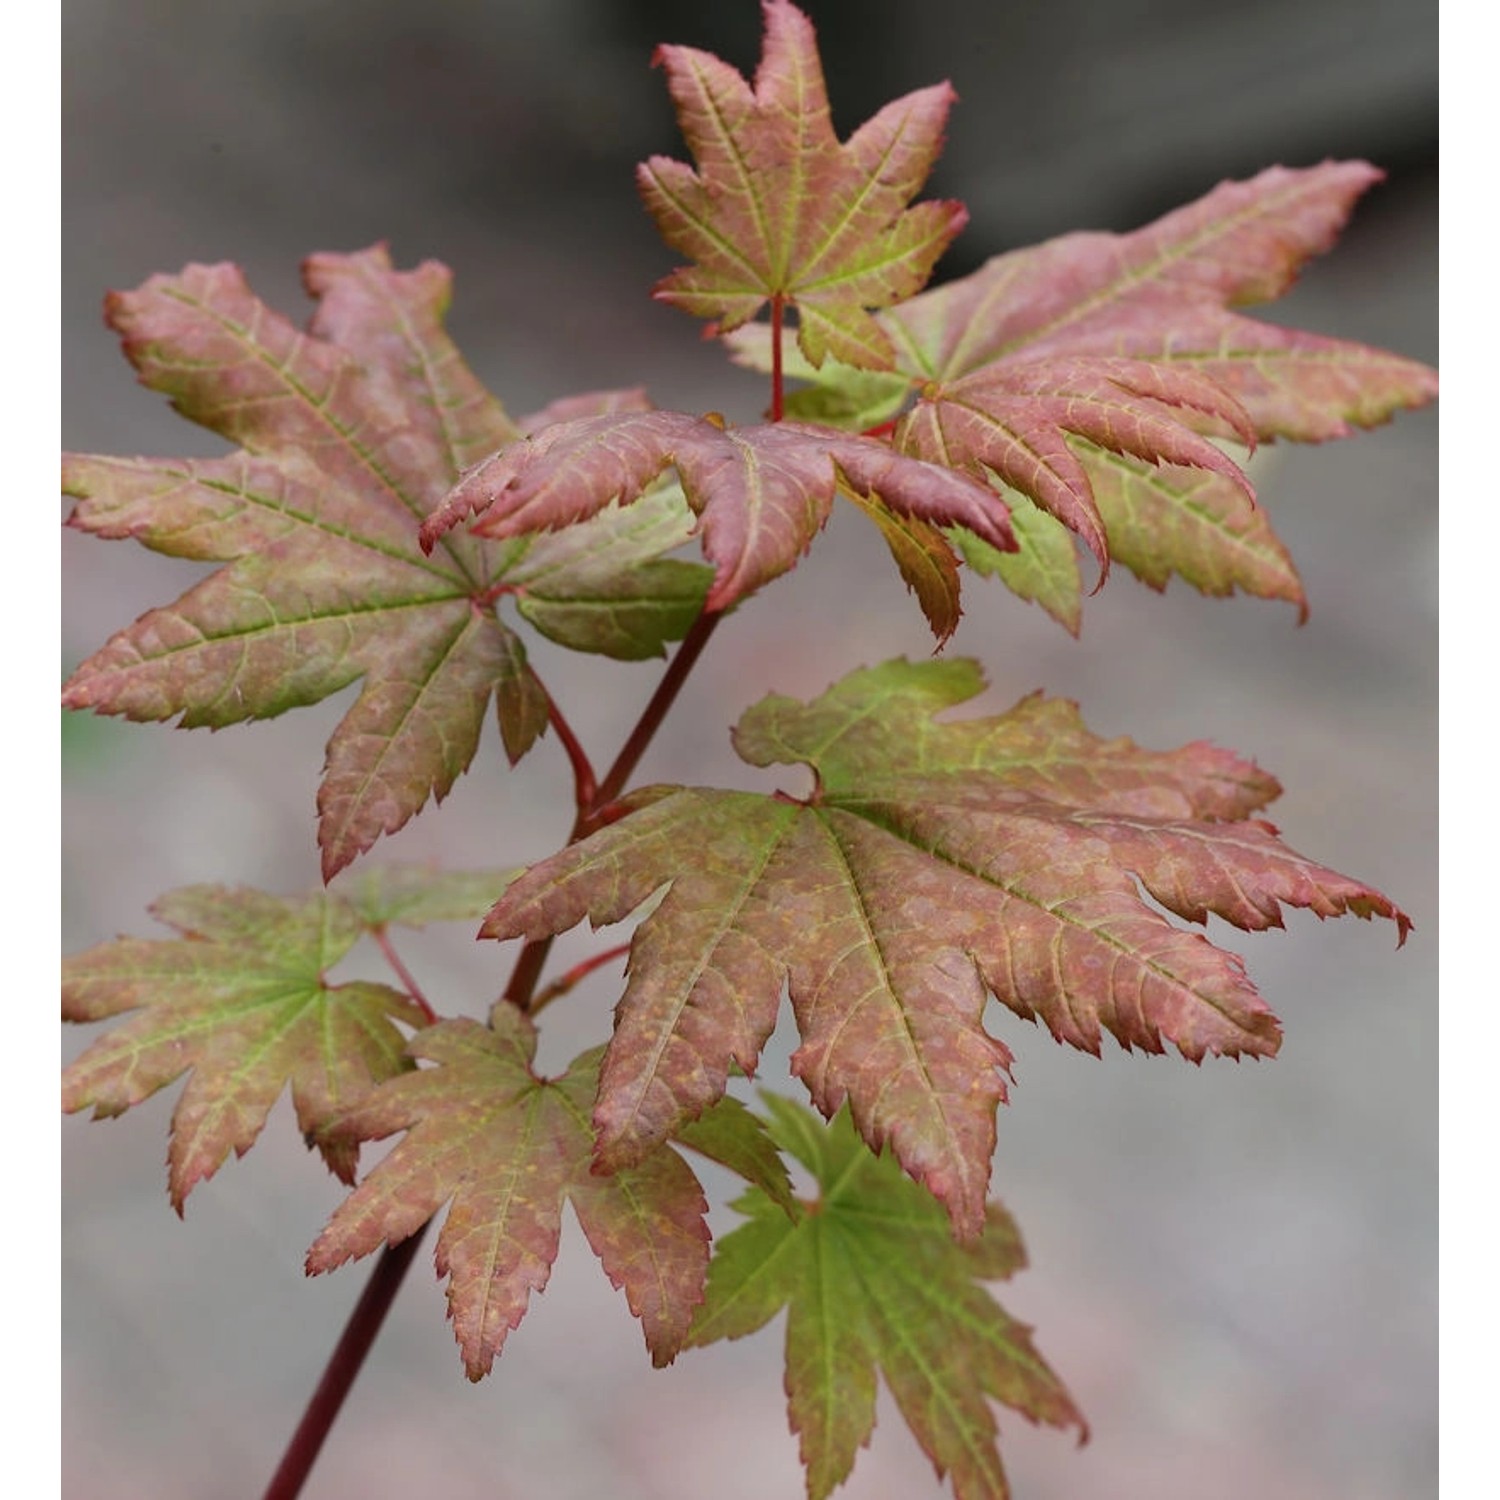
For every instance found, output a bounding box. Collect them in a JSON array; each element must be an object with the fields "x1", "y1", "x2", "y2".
[
  {"x1": 769, "y1": 292, "x2": 785, "y2": 423},
  {"x1": 529, "y1": 941, "x2": 632, "y2": 1016},
  {"x1": 501, "y1": 608, "x2": 722, "y2": 1016},
  {"x1": 540, "y1": 681, "x2": 598, "y2": 811},
  {"x1": 592, "y1": 608, "x2": 721, "y2": 812},
  {"x1": 267, "y1": 608, "x2": 724, "y2": 1494},
  {"x1": 260, "y1": 1230, "x2": 429, "y2": 1500},
  {"x1": 371, "y1": 927, "x2": 437, "y2": 1025}
]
